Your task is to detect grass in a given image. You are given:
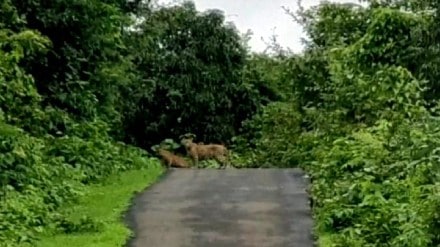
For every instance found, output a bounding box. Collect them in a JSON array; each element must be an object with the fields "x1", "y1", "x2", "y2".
[
  {"x1": 318, "y1": 233, "x2": 333, "y2": 247},
  {"x1": 35, "y1": 164, "x2": 164, "y2": 247}
]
